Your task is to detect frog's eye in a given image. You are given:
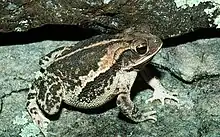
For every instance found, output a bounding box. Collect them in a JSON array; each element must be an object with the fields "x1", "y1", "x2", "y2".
[{"x1": 135, "y1": 44, "x2": 149, "y2": 55}]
